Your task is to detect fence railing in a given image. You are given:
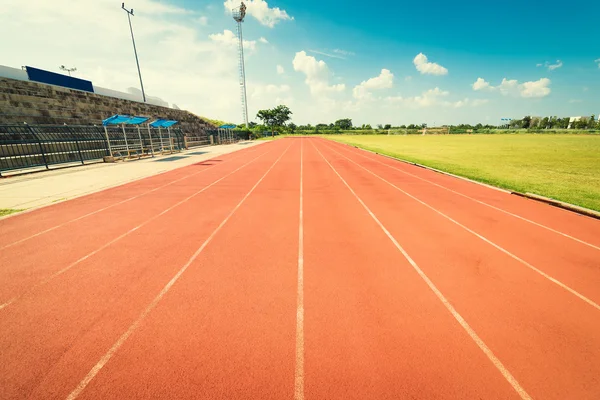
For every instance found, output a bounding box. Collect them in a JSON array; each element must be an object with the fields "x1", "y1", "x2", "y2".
[{"x1": 0, "y1": 124, "x2": 186, "y2": 176}]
